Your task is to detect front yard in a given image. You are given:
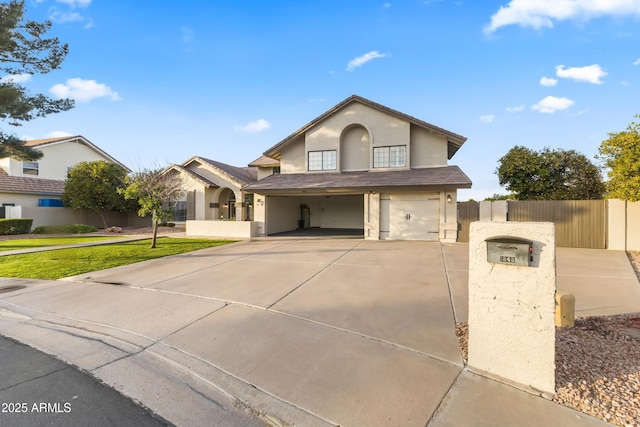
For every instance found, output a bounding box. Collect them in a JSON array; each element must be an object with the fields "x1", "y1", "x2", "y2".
[{"x1": 0, "y1": 237, "x2": 235, "y2": 280}]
